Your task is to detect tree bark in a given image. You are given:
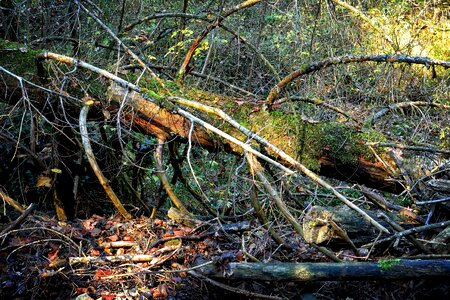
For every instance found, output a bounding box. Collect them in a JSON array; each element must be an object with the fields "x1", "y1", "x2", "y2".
[
  {"x1": 0, "y1": 73, "x2": 402, "y2": 193},
  {"x1": 196, "y1": 260, "x2": 450, "y2": 281}
]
